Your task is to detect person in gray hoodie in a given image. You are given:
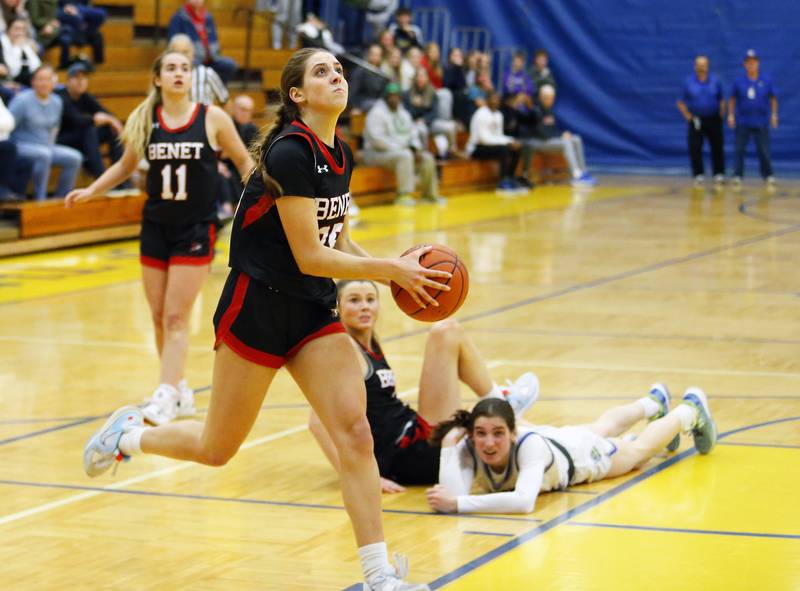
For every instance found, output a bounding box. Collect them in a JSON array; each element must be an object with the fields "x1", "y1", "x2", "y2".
[{"x1": 360, "y1": 82, "x2": 443, "y2": 206}]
